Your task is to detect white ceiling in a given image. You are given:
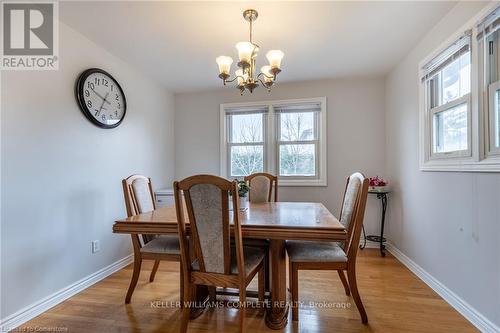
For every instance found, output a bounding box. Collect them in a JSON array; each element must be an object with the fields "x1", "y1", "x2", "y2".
[{"x1": 60, "y1": 1, "x2": 455, "y2": 93}]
